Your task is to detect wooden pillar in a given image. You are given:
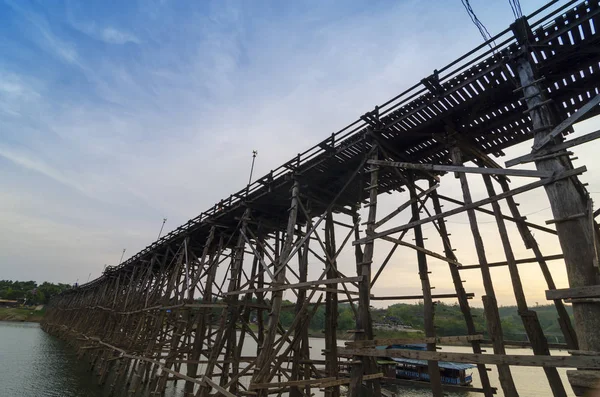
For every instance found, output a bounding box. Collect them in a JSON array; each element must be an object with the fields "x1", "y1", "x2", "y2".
[
  {"x1": 512, "y1": 17, "x2": 600, "y2": 394},
  {"x1": 497, "y1": 177, "x2": 578, "y2": 349},
  {"x1": 409, "y1": 180, "x2": 443, "y2": 397},
  {"x1": 451, "y1": 147, "x2": 518, "y2": 397},
  {"x1": 324, "y1": 211, "x2": 340, "y2": 397},
  {"x1": 350, "y1": 147, "x2": 380, "y2": 397},
  {"x1": 252, "y1": 179, "x2": 300, "y2": 396},
  {"x1": 184, "y1": 226, "x2": 217, "y2": 396},
  {"x1": 290, "y1": 223, "x2": 310, "y2": 397},
  {"x1": 482, "y1": 174, "x2": 566, "y2": 397},
  {"x1": 198, "y1": 210, "x2": 249, "y2": 397},
  {"x1": 429, "y1": 182, "x2": 494, "y2": 397}
]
